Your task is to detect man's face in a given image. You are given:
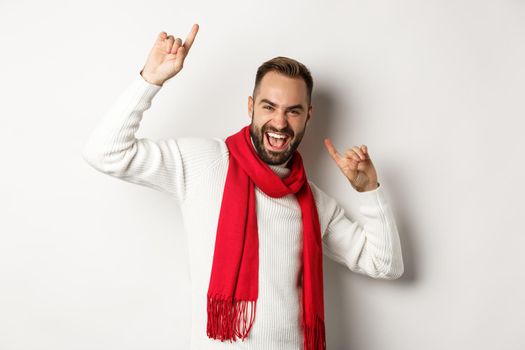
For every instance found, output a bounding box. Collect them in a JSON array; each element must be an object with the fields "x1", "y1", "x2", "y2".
[{"x1": 248, "y1": 71, "x2": 313, "y2": 165}]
